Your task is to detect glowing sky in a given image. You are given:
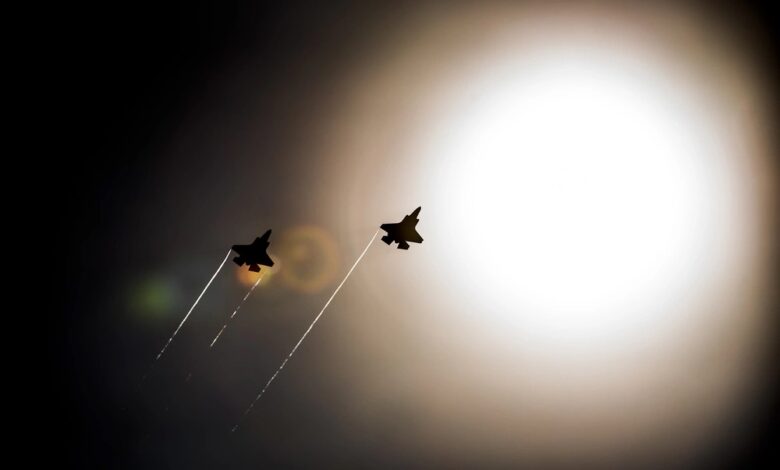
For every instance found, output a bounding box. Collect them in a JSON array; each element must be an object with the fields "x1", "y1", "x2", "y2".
[
  {"x1": 307, "y1": 3, "x2": 775, "y2": 465},
  {"x1": 95, "y1": 2, "x2": 777, "y2": 467}
]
